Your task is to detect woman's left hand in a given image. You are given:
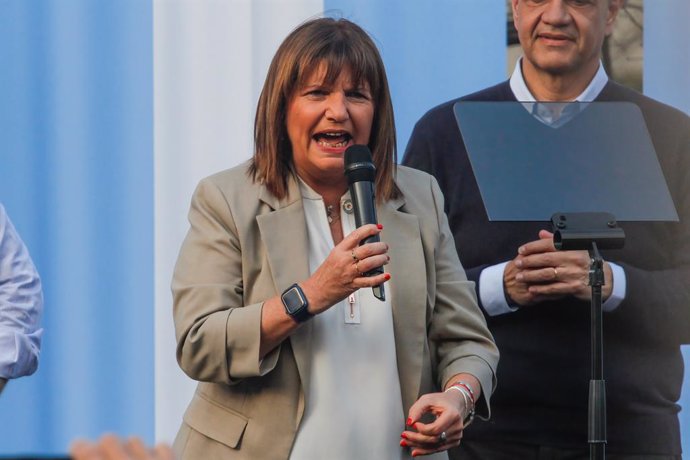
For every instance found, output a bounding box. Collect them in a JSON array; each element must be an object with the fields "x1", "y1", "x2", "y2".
[{"x1": 400, "y1": 390, "x2": 466, "y2": 457}]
